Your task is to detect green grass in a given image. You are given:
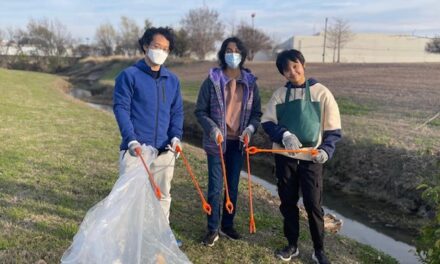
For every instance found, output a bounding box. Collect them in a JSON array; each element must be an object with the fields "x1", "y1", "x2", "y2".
[
  {"x1": 429, "y1": 117, "x2": 440, "y2": 127},
  {"x1": 181, "y1": 81, "x2": 202, "y2": 102},
  {"x1": 0, "y1": 68, "x2": 121, "y2": 263},
  {"x1": 0, "y1": 68, "x2": 398, "y2": 263},
  {"x1": 337, "y1": 97, "x2": 373, "y2": 116},
  {"x1": 100, "y1": 61, "x2": 133, "y2": 81}
]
